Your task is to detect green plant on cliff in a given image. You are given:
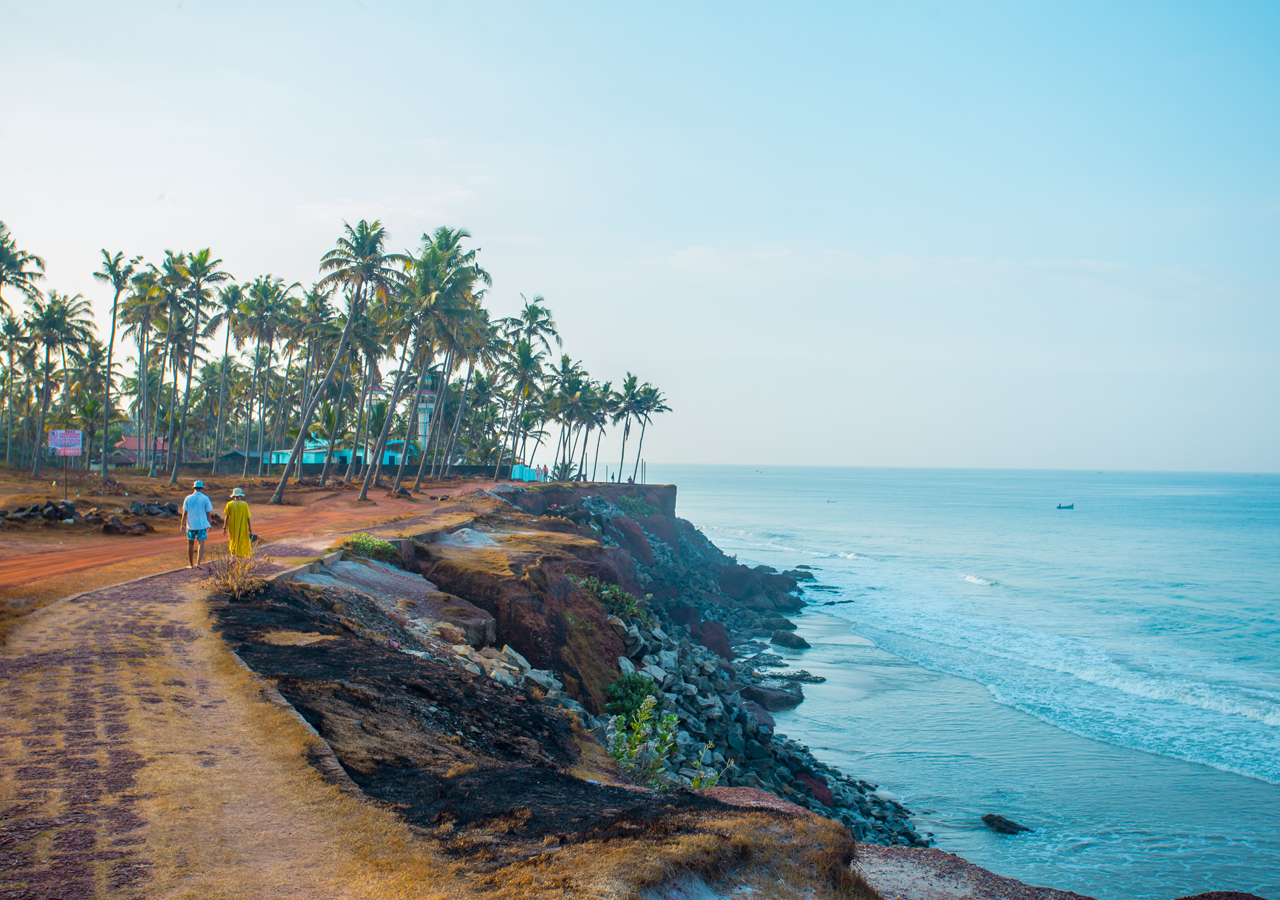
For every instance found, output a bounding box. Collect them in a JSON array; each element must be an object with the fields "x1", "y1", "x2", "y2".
[
  {"x1": 567, "y1": 573, "x2": 648, "y2": 622},
  {"x1": 603, "y1": 672, "x2": 661, "y2": 723},
  {"x1": 605, "y1": 693, "x2": 678, "y2": 788},
  {"x1": 616, "y1": 494, "x2": 659, "y2": 518},
  {"x1": 340, "y1": 532, "x2": 401, "y2": 565},
  {"x1": 687, "y1": 740, "x2": 730, "y2": 790}
]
